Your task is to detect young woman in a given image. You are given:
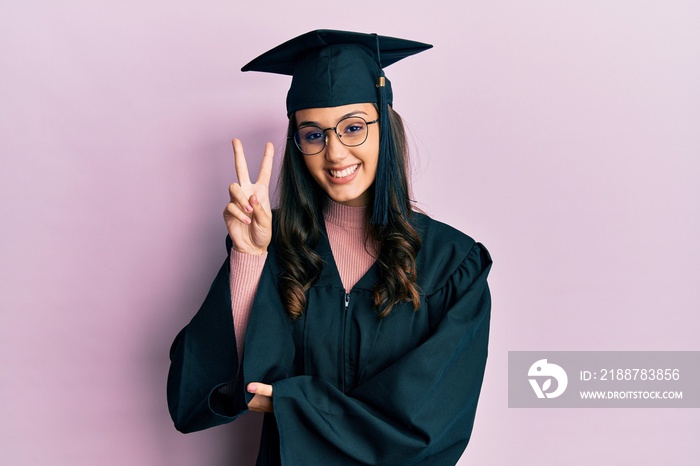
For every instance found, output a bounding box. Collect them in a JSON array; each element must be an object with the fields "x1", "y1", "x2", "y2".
[{"x1": 167, "y1": 30, "x2": 492, "y2": 466}]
